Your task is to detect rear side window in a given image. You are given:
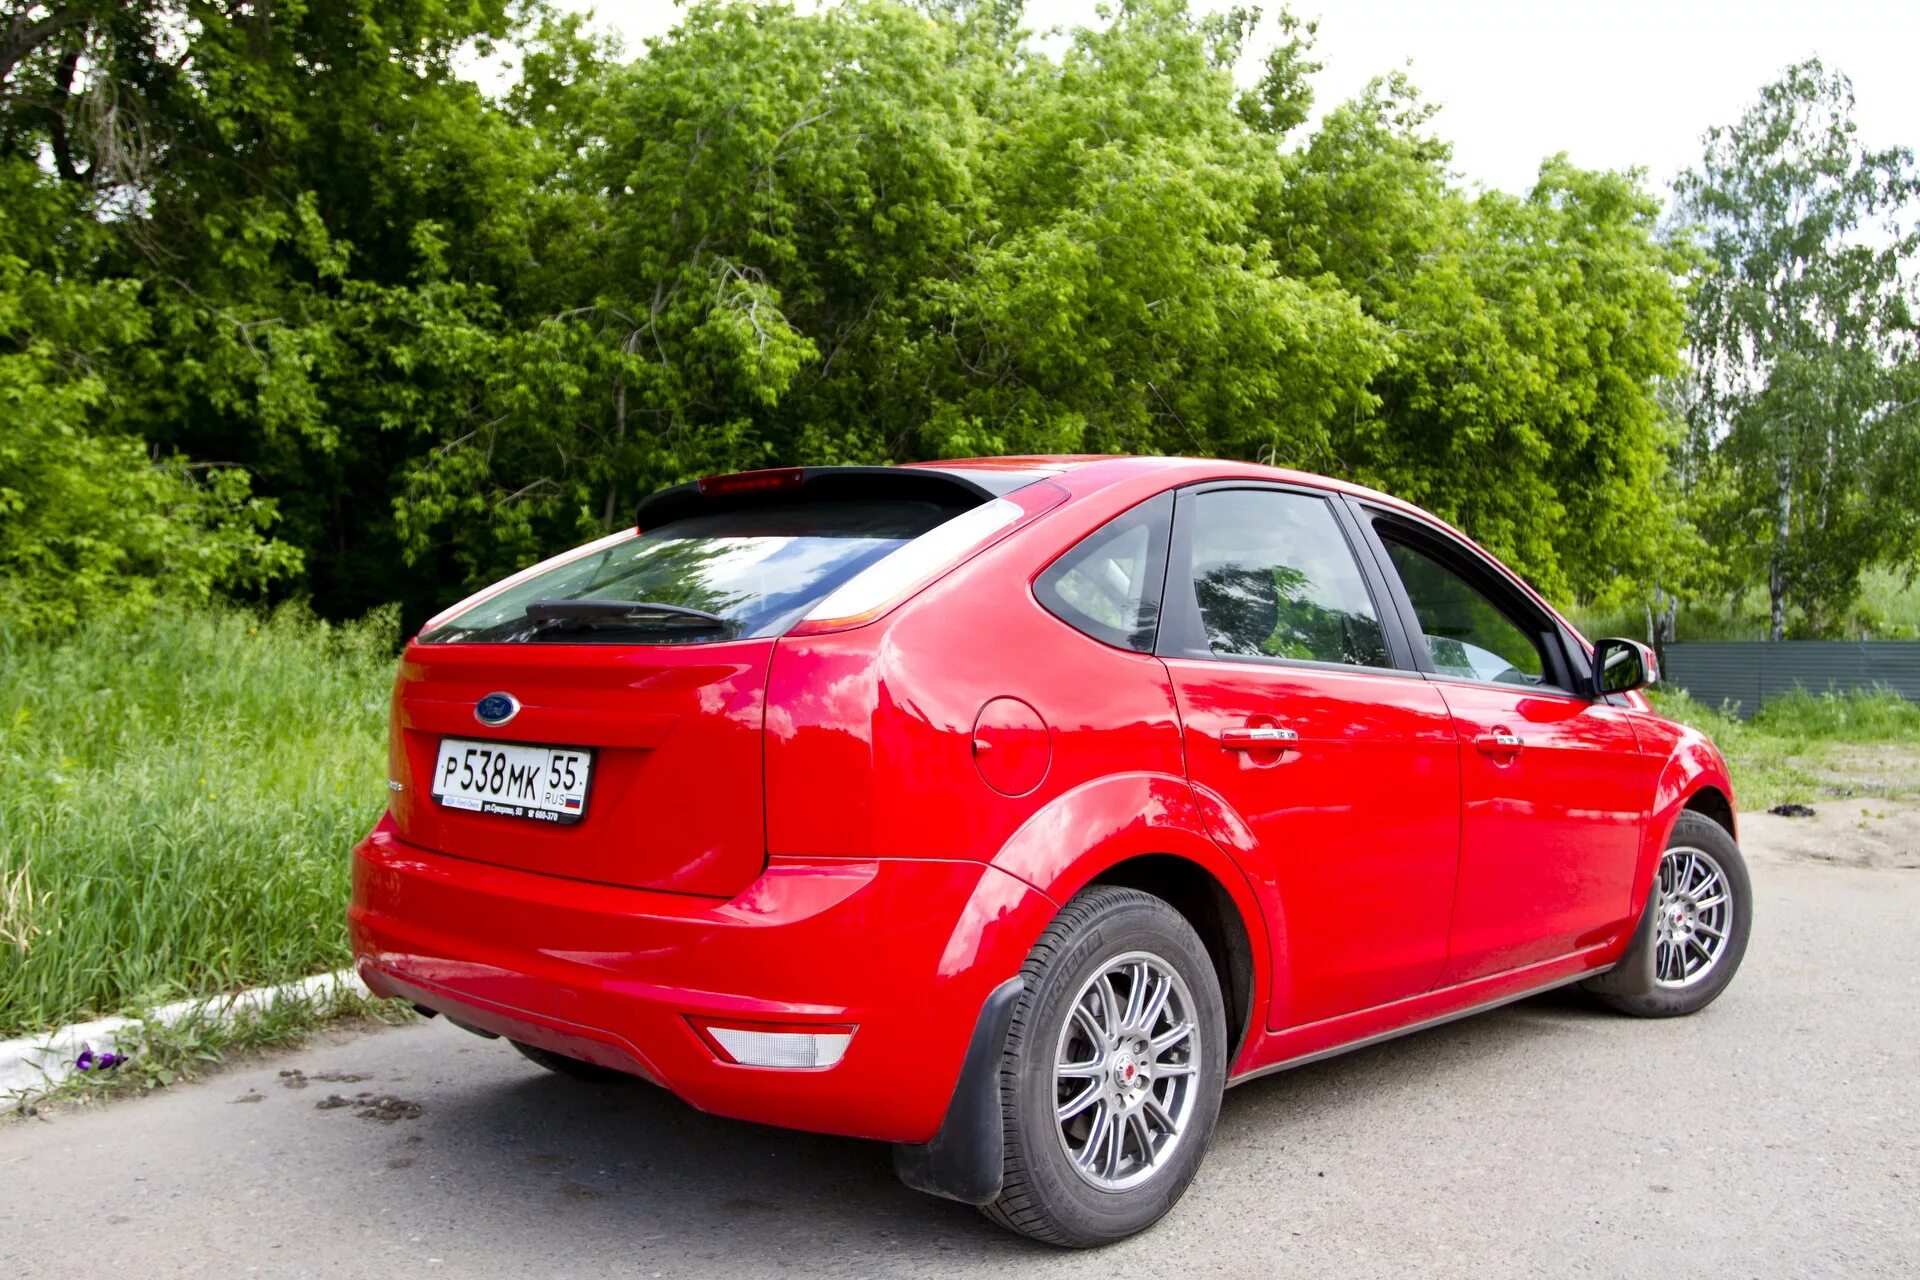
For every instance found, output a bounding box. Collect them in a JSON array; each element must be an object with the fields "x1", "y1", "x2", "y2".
[
  {"x1": 421, "y1": 500, "x2": 958, "y2": 645},
  {"x1": 1185, "y1": 489, "x2": 1389, "y2": 668},
  {"x1": 1035, "y1": 493, "x2": 1173, "y2": 653}
]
